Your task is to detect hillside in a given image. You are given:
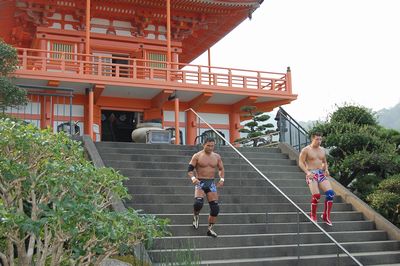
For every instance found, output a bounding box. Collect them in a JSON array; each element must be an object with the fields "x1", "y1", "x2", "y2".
[
  {"x1": 296, "y1": 102, "x2": 400, "y2": 132},
  {"x1": 376, "y1": 102, "x2": 400, "y2": 131}
]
